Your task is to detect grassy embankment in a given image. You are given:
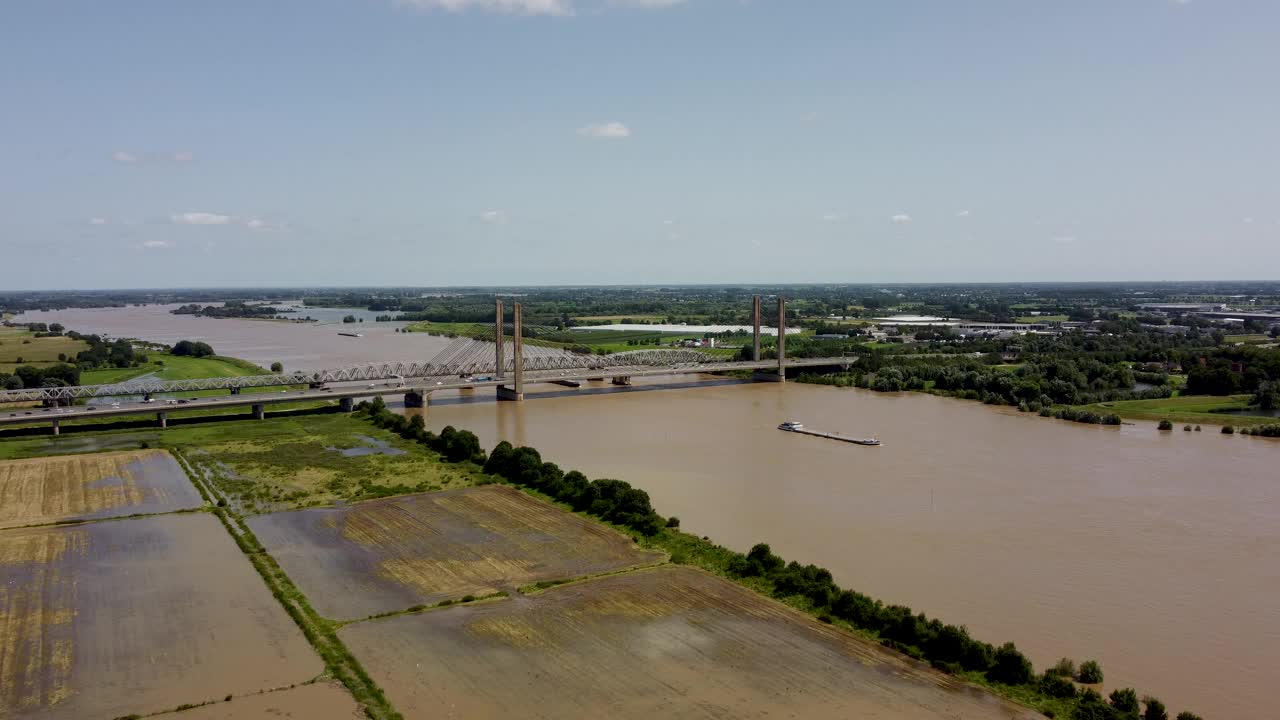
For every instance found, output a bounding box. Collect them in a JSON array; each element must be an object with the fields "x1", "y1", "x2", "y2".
[
  {"x1": 81, "y1": 352, "x2": 271, "y2": 385},
  {"x1": 0, "y1": 325, "x2": 87, "y2": 372},
  {"x1": 1073, "y1": 394, "x2": 1272, "y2": 428}
]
